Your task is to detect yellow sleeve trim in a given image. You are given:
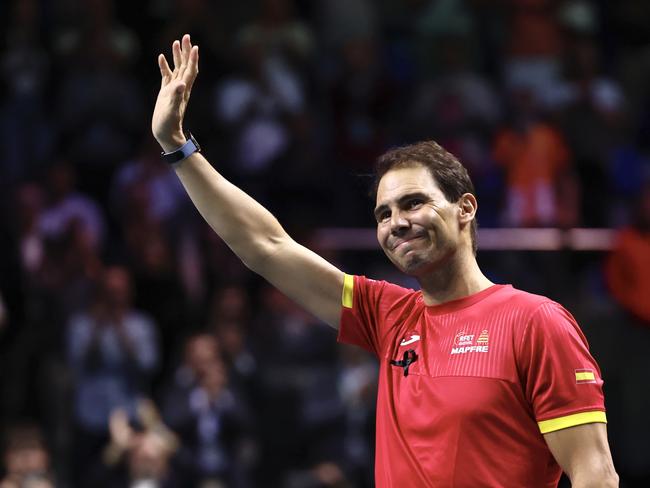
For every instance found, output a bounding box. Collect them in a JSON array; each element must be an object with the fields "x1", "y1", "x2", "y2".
[
  {"x1": 342, "y1": 274, "x2": 354, "y2": 309},
  {"x1": 538, "y1": 411, "x2": 607, "y2": 434}
]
